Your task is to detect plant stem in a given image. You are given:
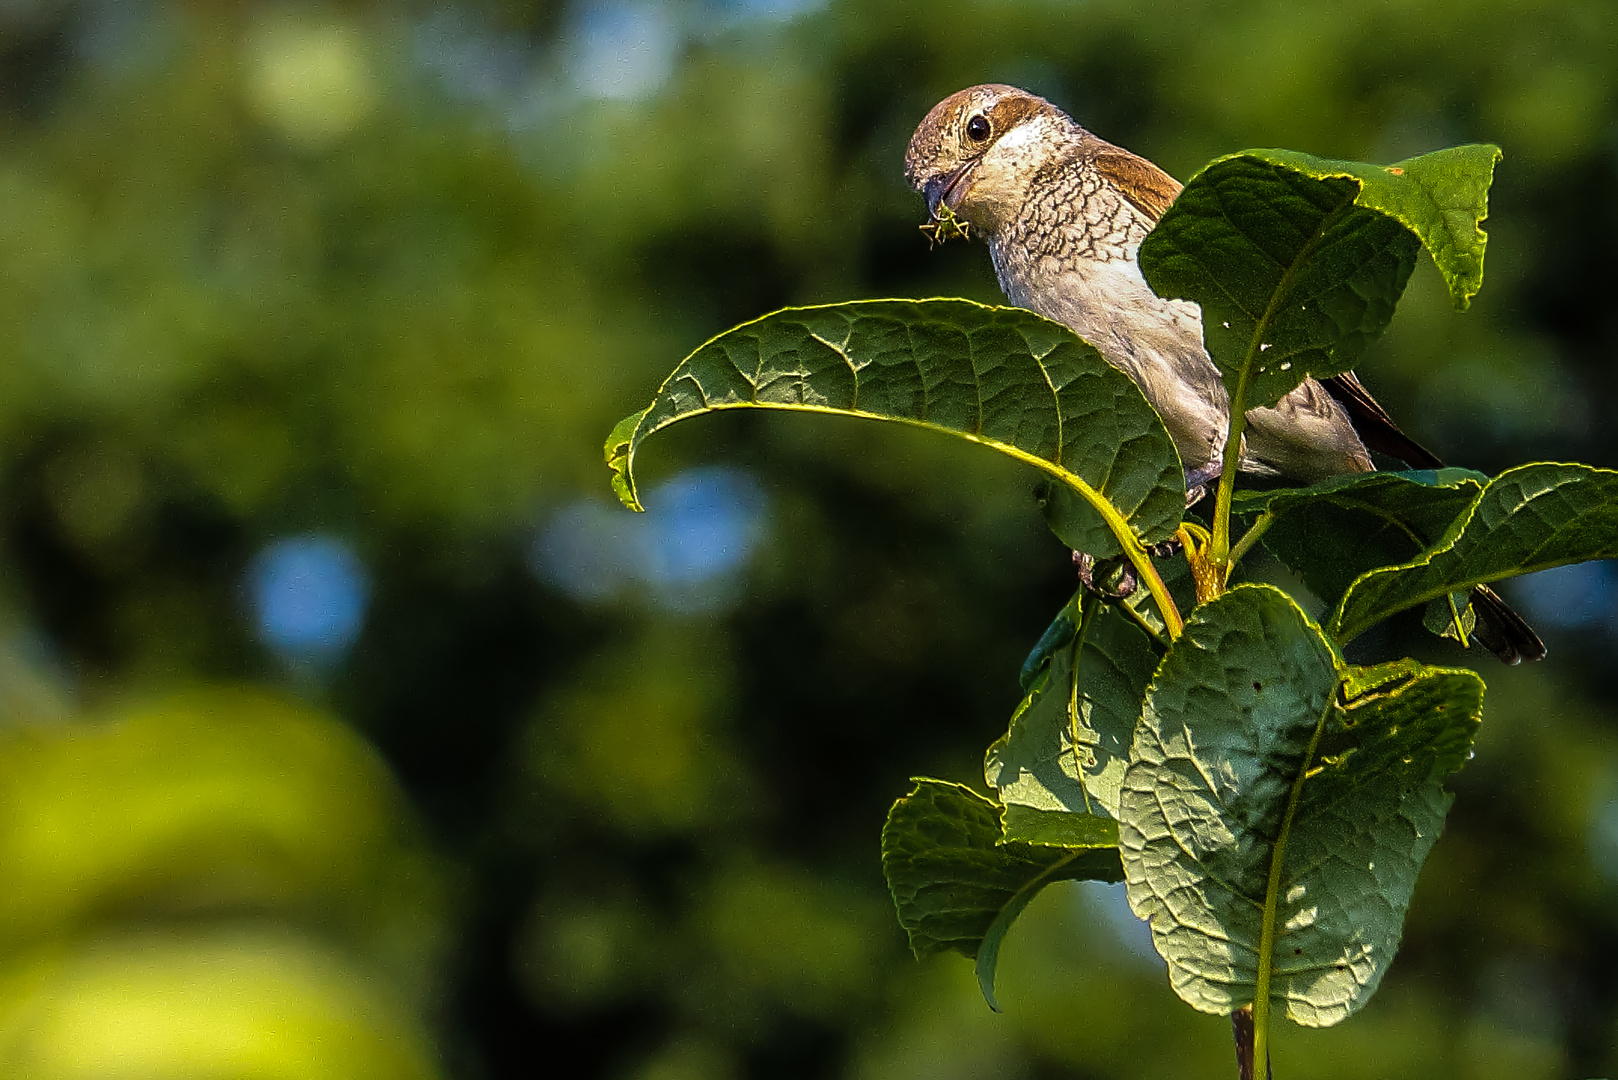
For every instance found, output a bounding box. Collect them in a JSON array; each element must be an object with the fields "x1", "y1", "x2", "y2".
[
  {"x1": 1209, "y1": 369, "x2": 1252, "y2": 571},
  {"x1": 1227, "y1": 509, "x2": 1276, "y2": 569},
  {"x1": 1049, "y1": 475, "x2": 1183, "y2": 640},
  {"x1": 1176, "y1": 520, "x2": 1212, "y2": 550},
  {"x1": 1444, "y1": 591, "x2": 1470, "y2": 643},
  {"x1": 1069, "y1": 594, "x2": 1100, "y2": 815},
  {"x1": 1252, "y1": 695, "x2": 1335, "y2": 1080},
  {"x1": 1125, "y1": 541, "x2": 1183, "y2": 639},
  {"x1": 1177, "y1": 524, "x2": 1223, "y2": 604}
]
